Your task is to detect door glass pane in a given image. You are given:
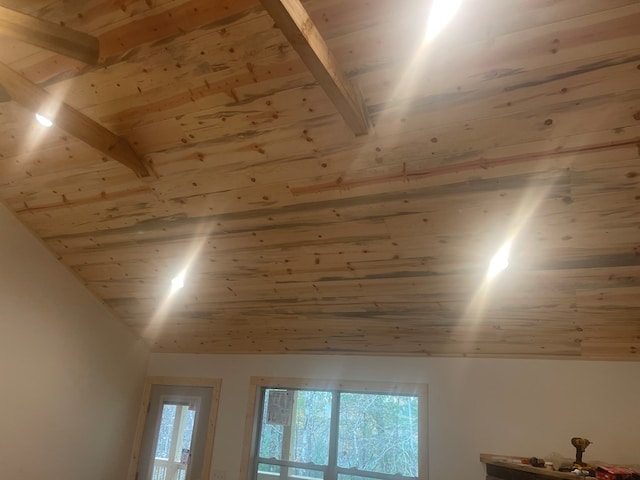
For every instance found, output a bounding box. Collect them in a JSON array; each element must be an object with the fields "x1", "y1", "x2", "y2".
[
  {"x1": 138, "y1": 385, "x2": 215, "y2": 480},
  {"x1": 152, "y1": 403, "x2": 197, "y2": 480},
  {"x1": 337, "y1": 393, "x2": 418, "y2": 477},
  {"x1": 181, "y1": 408, "x2": 196, "y2": 454},
  {"x1": 156, "y1": 404, "x2": 177, "y2": 460}
]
